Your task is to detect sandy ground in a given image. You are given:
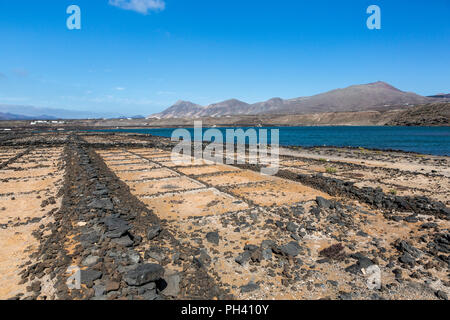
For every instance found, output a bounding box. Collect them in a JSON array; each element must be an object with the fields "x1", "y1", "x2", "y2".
[
  {"x1": 0, "y1": 131, "x2": 448, "y2": 300},
  {"x1": 95, "y1": 142, "x2": 450, "y2": 300},
  {"x1": 0, "y1": 147, "x2": 64, "y2": 299}
]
